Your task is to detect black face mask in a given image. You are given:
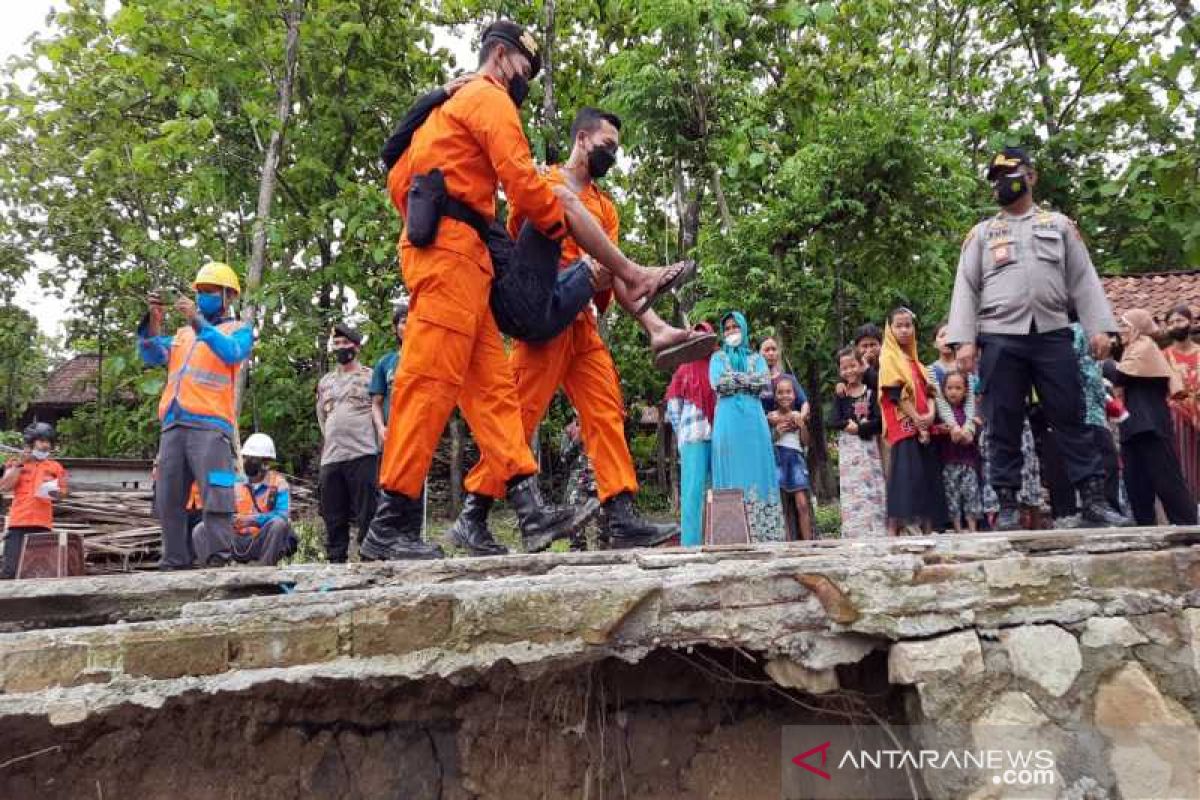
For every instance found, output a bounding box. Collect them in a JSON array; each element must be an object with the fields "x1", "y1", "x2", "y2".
[
  {"x1": 994, "y1": 171, "x2": 1029, "y2": 206},
  {"x1": 587, "y1": 143, "x2": 618, "y2": 179},
  {"x1": 1109, "y1": 337, "x2": 1124, "y2": 362},
  {"x1": 334, "y1": 347, "x2": 357, "y2": 365},
  {"x1": 244, "y1": 458, "x2": 265, "y2": 479},
  {"x1": 507, "y1": 74, "x2": 529, "y2": 108},
  {"x1": 1169, "y1": 327, "x2": 1191, "y2": 342}
]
